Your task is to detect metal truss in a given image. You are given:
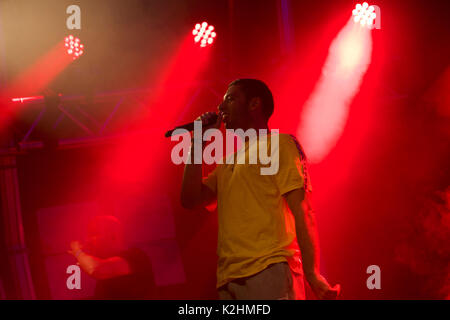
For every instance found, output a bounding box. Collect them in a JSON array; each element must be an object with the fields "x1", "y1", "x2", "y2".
[{"x1": 1, "y1": 81, "x2": 222, "y2": 155}]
